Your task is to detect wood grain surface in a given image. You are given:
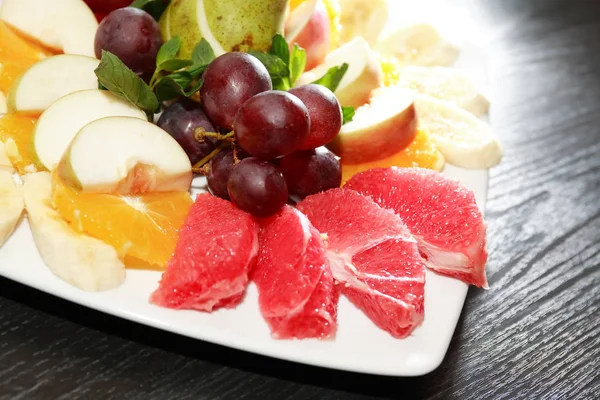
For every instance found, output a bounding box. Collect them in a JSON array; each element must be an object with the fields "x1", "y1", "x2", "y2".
[{"x1": 1, "y1": 0, "x2": 599, "y2": 399}]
